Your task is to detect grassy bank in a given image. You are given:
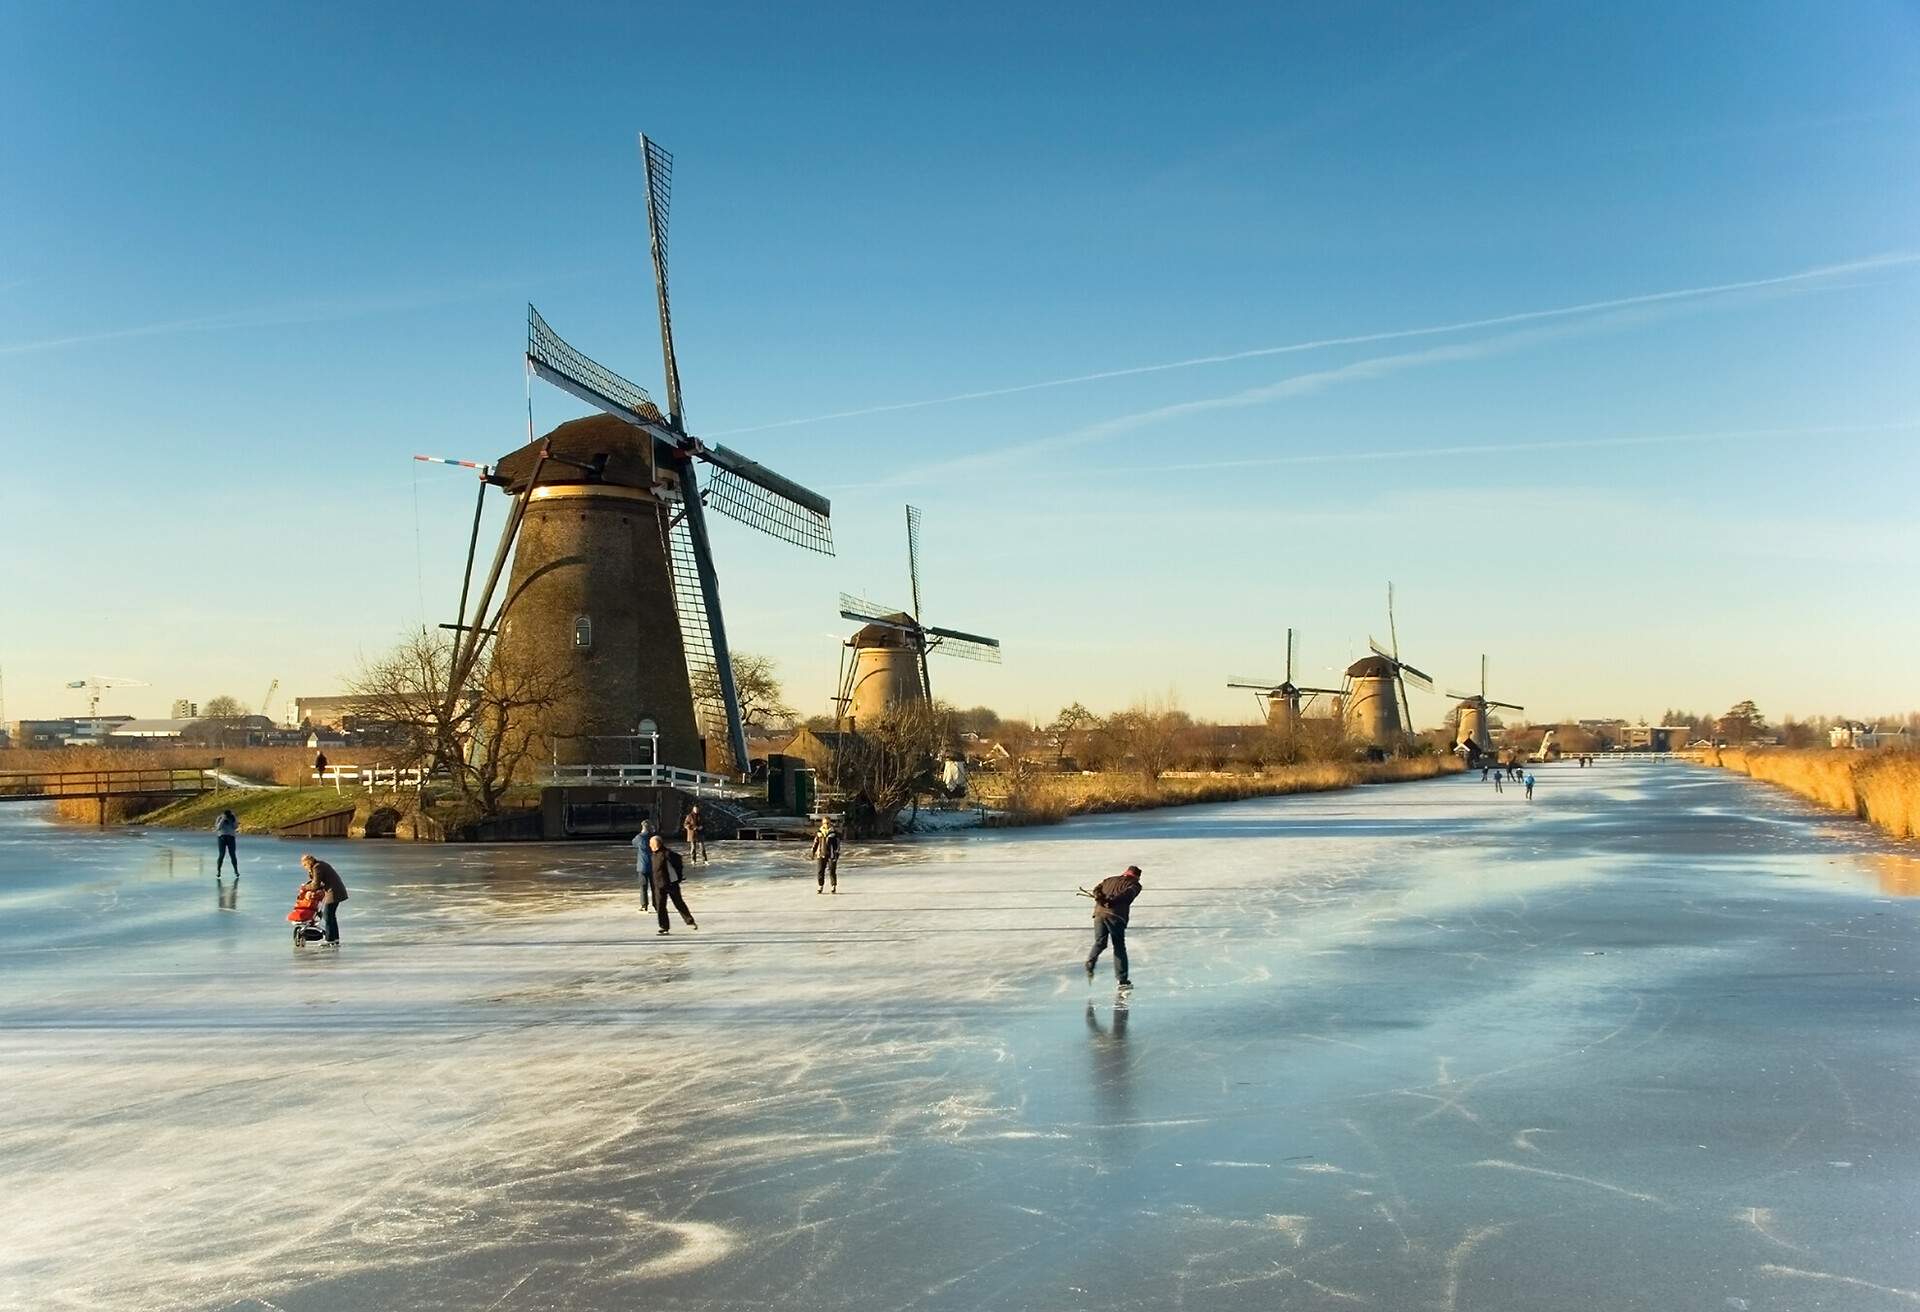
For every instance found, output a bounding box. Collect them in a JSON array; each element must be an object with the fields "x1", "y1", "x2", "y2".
[
  {"x1": 0, "y1": 745, "x2": 324, "y2": 787},
  {"x1": 974, "y1": 756, "x2": 1461, "y2": 824},
  {"x1": 137, "y1": 788, "x2": 361, "y2": 834},
  {"x1": 1701, "y1": 747, "x2": 1920, "y2": 841}
]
